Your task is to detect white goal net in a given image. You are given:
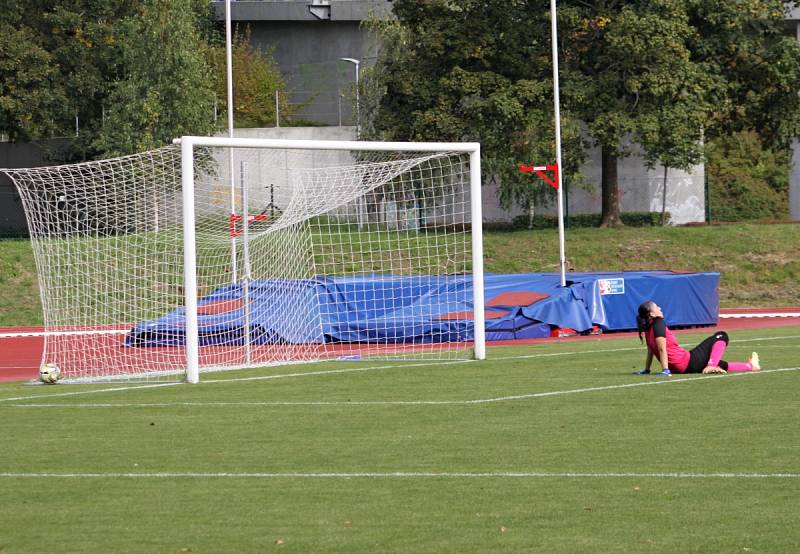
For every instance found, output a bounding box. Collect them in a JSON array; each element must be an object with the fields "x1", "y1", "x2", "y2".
[{"x1": 4, "y1": 137, "x2": 485, "y2": 382}]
